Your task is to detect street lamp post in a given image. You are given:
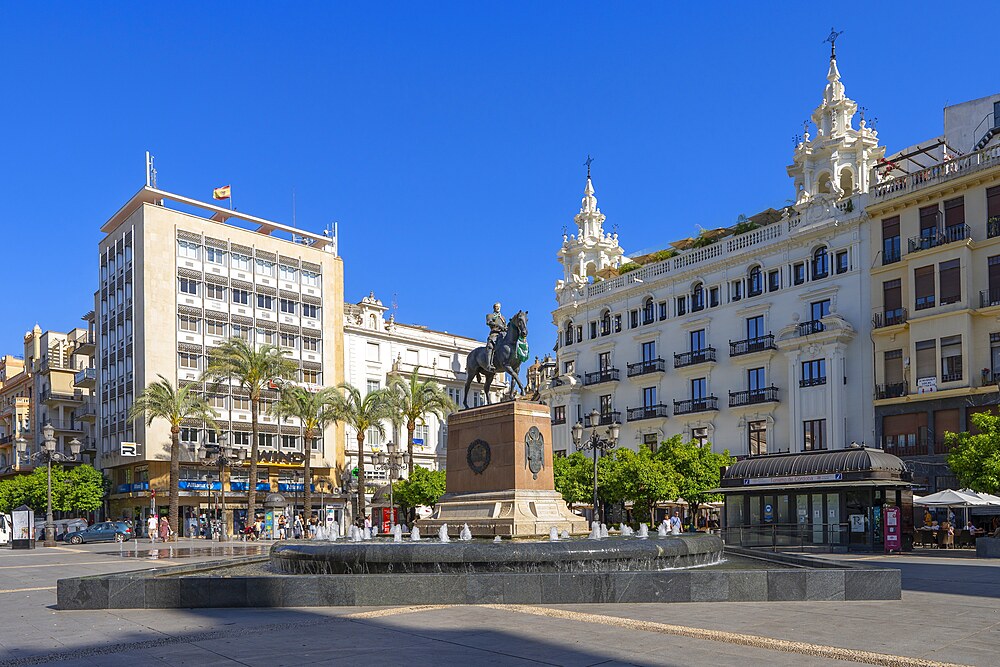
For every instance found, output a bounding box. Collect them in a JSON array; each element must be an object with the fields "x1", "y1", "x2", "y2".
[
  {"x1": 15, "y1": 426, "x2": 82, "y2": 547},
  {"x1": 571, "y1": 409, "x2": 620, "y2": 526},
  {"x1": 375, "y1": 443, "x2": 408, "y2": 529},
  {"x1": 202, "y1": 442, "x2": 245, "y2": 541}
]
